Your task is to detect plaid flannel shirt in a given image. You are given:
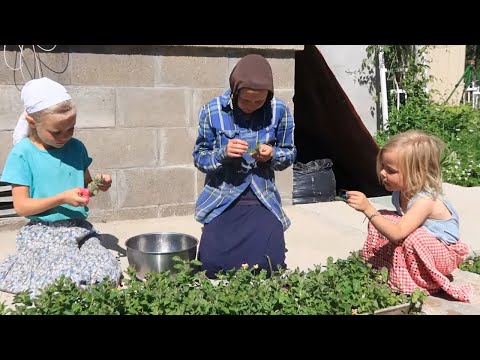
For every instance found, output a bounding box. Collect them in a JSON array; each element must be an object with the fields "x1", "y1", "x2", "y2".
[{"x1": 193, "y1": 90, "x2": 296, "y2": 230}]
